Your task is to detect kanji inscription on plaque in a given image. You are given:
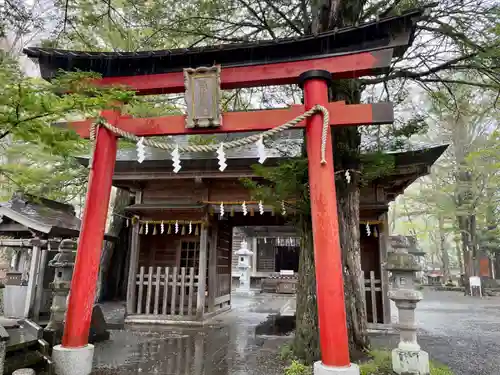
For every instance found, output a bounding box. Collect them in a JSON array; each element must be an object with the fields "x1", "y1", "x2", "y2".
[{"x1": 184, "y1": 66, "x2": 222, "y2": 128}]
